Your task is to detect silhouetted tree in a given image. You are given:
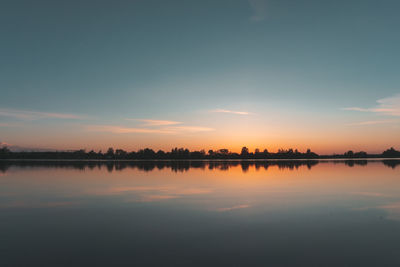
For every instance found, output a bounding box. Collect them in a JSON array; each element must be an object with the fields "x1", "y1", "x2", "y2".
[
  {"x1": 156, "y1": 150, "x2": 166, "y2": 159},
  {"x1": 115, "y1": 149, "x2": 127, "y2": 159},
  {"x1": 241, "y1": 146, "x2": 249, "y2": 157},
  {"x1": 262, "y1": 149, "x2": 270, "y2": 158},
  {"x1": 382, "y1": 147, "x2": 400, "y2": 158},
  {"x1": 218, "y1": 149, "x2": 229, "y2": 155},
  {"x1": 344, "y1": 150, "x2": 354, "y2": 158},
  {"x1": 354, "y1": 151, "x2": 367, "y2": 158},
  {"x1": 191, "y1": 150, "x2": 205, "y2": 159},
  {"x1": 106, "y1": 147, "x2": 115, "y2": 159},
  {"x1": 137, "y1": 148, "x2": 156, "y2": 159},
  {"x1": 254, "y1": 148, "x2": 263, "y2": 159}
]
